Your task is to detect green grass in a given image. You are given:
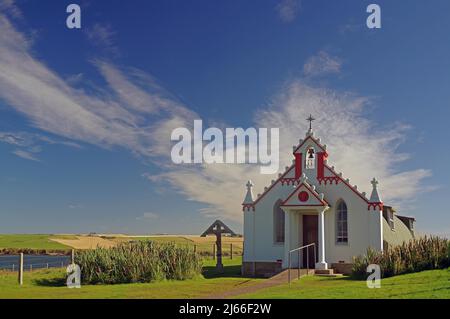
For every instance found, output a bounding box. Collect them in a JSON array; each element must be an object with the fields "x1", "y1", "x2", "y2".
[
  {"x1": 238, "y1": 268, "x2": 450, "y2": 299},
  {"x1": 0, "y1": 257, "x2": 263, "y2": 299},
  {"x1": 0, "y1": 257, "x2": 448, "y2": 298},
  {"x1": 0, "y1": 234, "x2": 71, "y2": 250}
]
